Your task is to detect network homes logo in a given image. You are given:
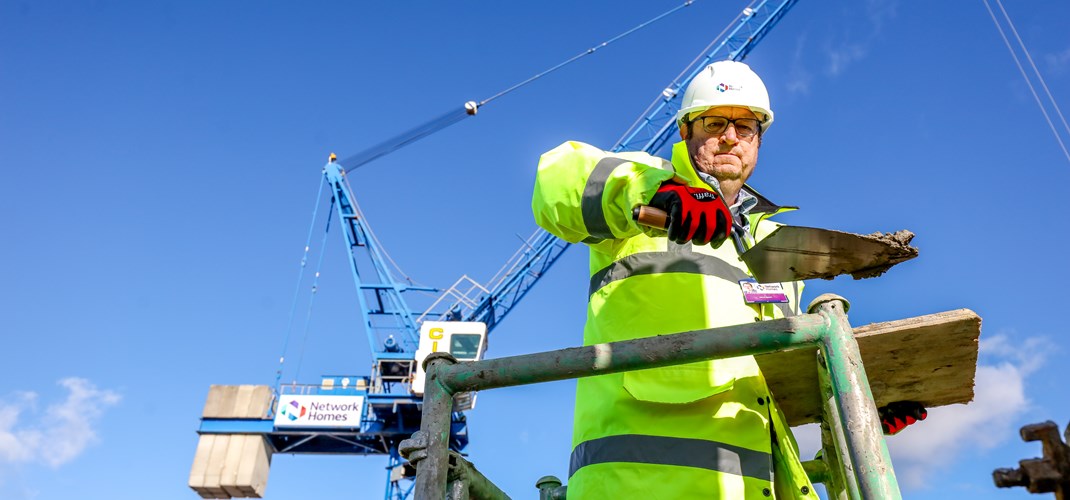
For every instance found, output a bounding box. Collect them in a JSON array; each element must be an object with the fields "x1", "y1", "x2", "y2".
[
  {"x1": 279, "y1": 400, "x2": 307, "y2": 421},
  {"x1": 274, "y1": 395, "x2": 365, "y2": 428},
  {"x1": 716, "y1": 82, "x2": 743, "y2": 93}
]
